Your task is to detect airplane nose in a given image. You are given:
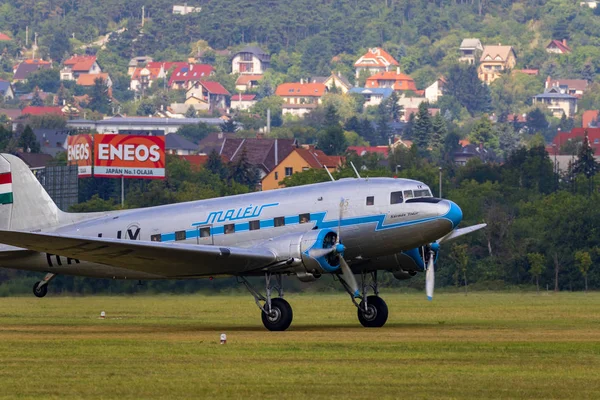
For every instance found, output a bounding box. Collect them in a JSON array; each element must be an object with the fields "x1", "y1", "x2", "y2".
[{"x1": 443, "y1": 200, "x2": 463, "y2": 228}]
